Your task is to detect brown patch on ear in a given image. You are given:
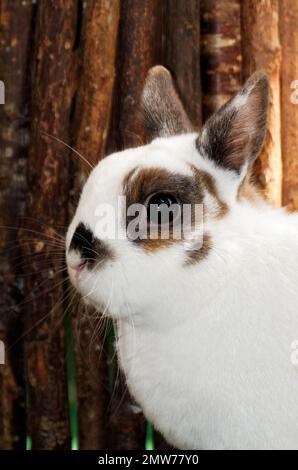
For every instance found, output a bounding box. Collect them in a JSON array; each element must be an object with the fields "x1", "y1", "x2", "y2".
[
  {"x1": 191, "y1": 165, "x2": 229, "y2": 219},
  {"x1": 184, "y1": 233, "x2": 212, "y2": 266},
  {"x1": 142, "y1": 66, "x2": 193, "y2": 140}
]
